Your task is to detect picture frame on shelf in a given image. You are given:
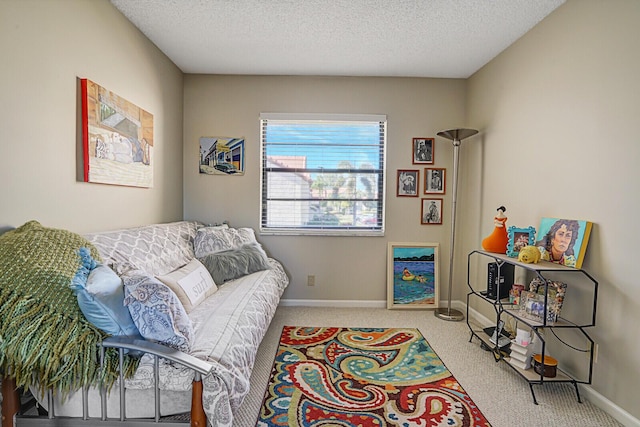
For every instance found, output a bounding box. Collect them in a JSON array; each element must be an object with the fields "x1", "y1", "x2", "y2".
[
  {"x1": 396, "y1": 169, "x2": 419, "y2": 197},
  {"x1": 506, "y1": 226, "x2": 536, "y2": 257},
  {"x1": 387, "y1": 242, "x2": 439, "y2": 309},
  {"x1": 424, "y1": 167, "x2": 446, "y2": 194},
  {"x1": 528, "y1": 277, "x2": 567, "y2": 323},
  {"x1": 421, "y1": 198, "x2": 443, "y2": 225},
  {"x1": 535, "y1": 217, "x2": 593, "y2": 268},
  {"x1": 518, "y1": 291, "x2": 547, "y2": 323},
  {"x1": 412, "y1": 137, "x2": 434, "y2": 164}
]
